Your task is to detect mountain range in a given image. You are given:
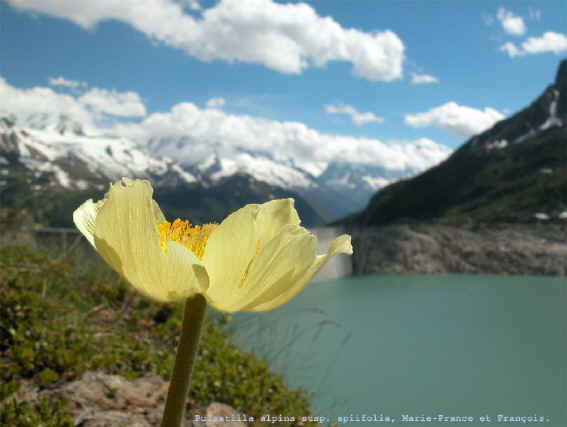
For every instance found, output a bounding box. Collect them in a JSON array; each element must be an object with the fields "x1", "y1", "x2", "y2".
[
  {"x1": 5, "y1": 58, "x2": 564, "y2": 231},
  {"x1": 336, "y1": 59, "x2": 567, "y2": 227},
  {"x1": 0, "y1": 116, "x2": 330, "y2": 227},
  {"x1": 0, "y1": 108, "x2": 448, "y2": 228}
]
